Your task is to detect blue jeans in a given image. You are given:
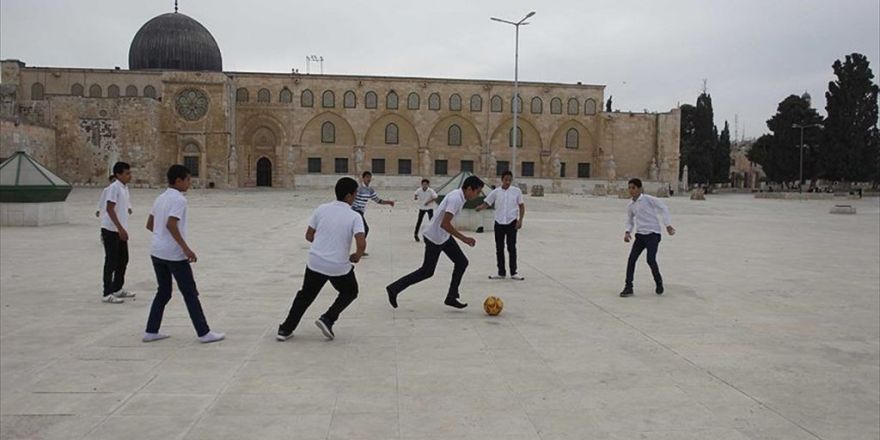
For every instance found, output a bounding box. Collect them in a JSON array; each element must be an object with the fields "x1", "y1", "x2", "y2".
[
  {"x1": 146, "y1": 256, "x2": 210, "y2": 337},
  {"x1": 625, "y1": 233, "x2": 663, "y2": 288}
]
